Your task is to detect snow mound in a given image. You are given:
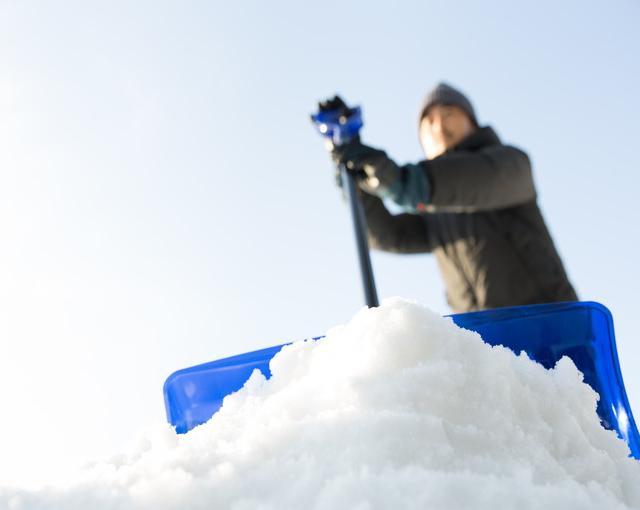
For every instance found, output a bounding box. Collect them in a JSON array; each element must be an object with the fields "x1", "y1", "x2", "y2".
[{"x1": 3, "y1": 298, "x2": 640, "y2": 509}]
